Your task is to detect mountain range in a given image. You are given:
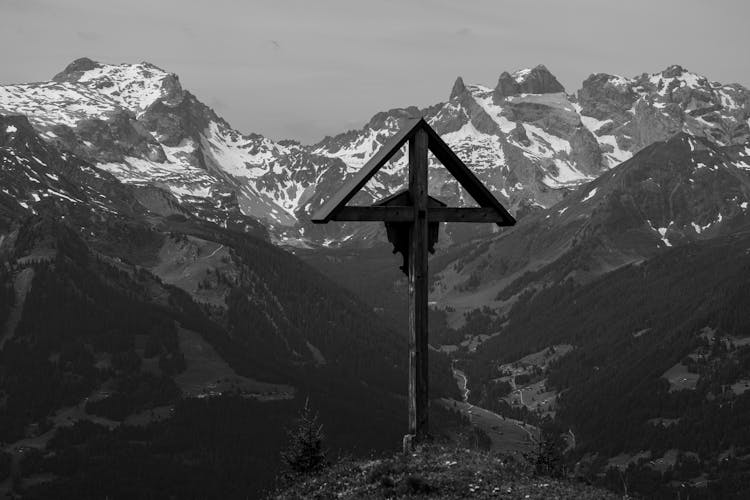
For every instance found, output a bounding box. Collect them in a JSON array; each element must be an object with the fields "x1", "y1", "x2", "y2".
[
  {"x1": 2, "y1": 57, "x2": 750, "y2": 498},
  {"x1": 3, "y1": 58, "x2": 747, "y2": 248}
]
